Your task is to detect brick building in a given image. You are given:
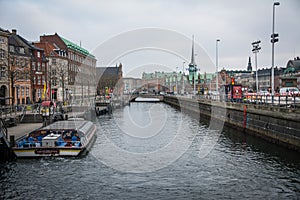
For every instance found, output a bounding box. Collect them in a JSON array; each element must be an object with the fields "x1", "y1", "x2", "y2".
[
  {"x1": 34, "y1": 41, "x2": 68, "y2": 103},
  {"x1": 123, "y1": 77, "x2": 142, "y2": 94},
  {"x1": 0, "y1": 27, "x2": 10, "y2": 105},
  {"x1": 96, "y1": 63, "x2": 123, "y2": 96},
  {"x1": 40, "y1": 33, "x2": 97, "y2": 105},
  {"x1": 8, "y1": 29, "x2": 48, "y2": 105}
]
